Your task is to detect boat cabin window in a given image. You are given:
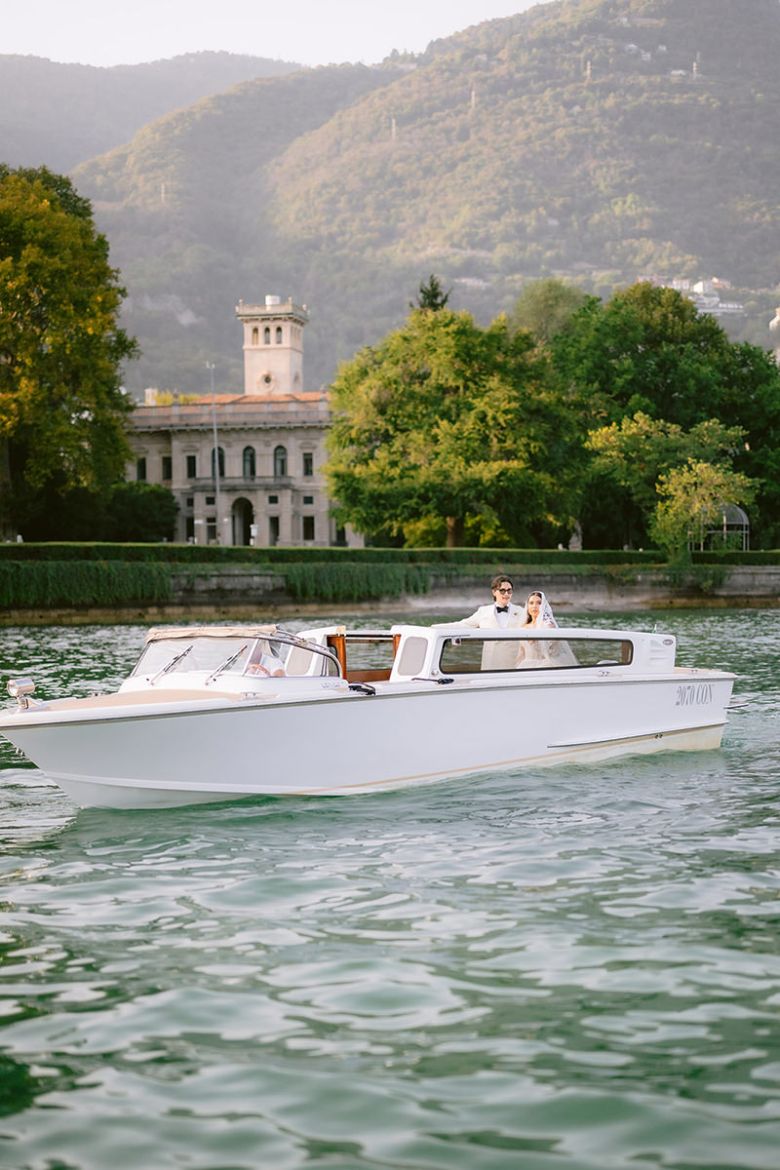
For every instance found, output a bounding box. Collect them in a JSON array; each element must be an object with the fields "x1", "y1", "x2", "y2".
[
  {"x1": 396, "y1": 636, "x2": 427, "y2": 677},
  {"x1": 439, "y1": 636, "x2": 632, "y2": 674}
]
